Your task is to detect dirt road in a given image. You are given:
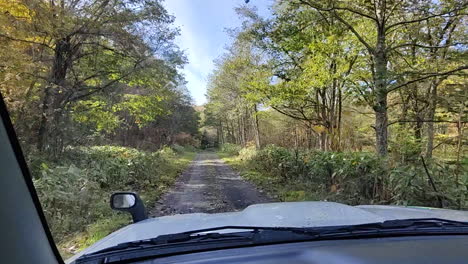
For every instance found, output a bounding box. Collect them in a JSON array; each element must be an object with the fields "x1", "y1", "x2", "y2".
[{"x1": 150, "y1": 152, "x2": 274, "y2": 217}]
